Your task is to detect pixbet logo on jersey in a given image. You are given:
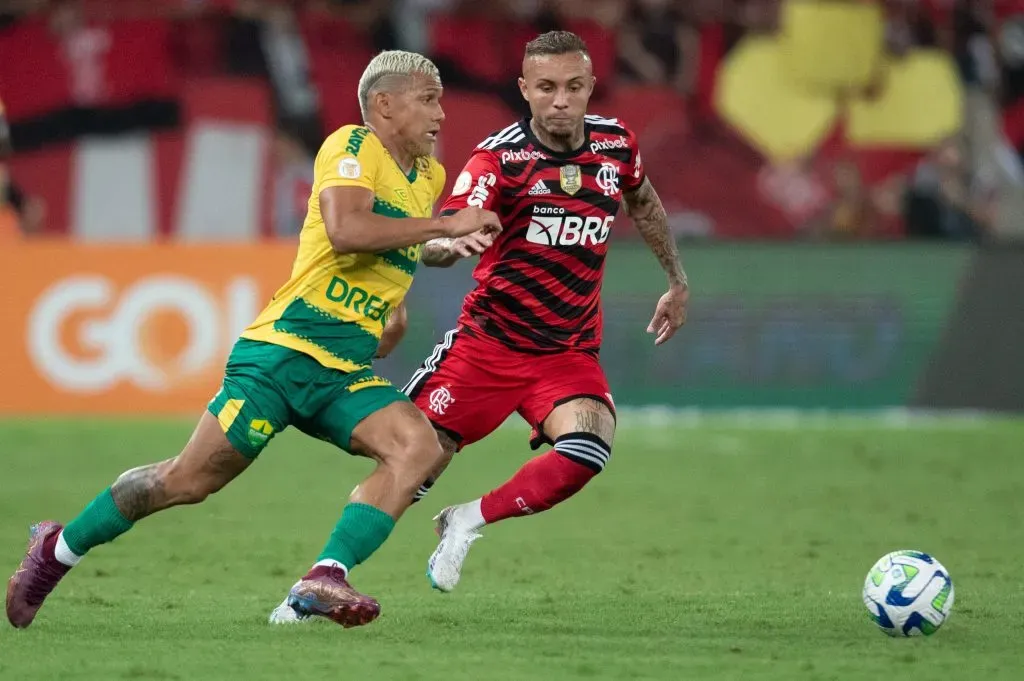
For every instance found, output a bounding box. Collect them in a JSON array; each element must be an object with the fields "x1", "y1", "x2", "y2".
[
  {"x1": 501, "y1": 149, "x2": 545, "y2": 164},
  {"x1": 590, "y1": 137, "x2": 628, "y2": 153},
  {"x1": 526, "y1": 208, "x2": 614, "y2": 247}
]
